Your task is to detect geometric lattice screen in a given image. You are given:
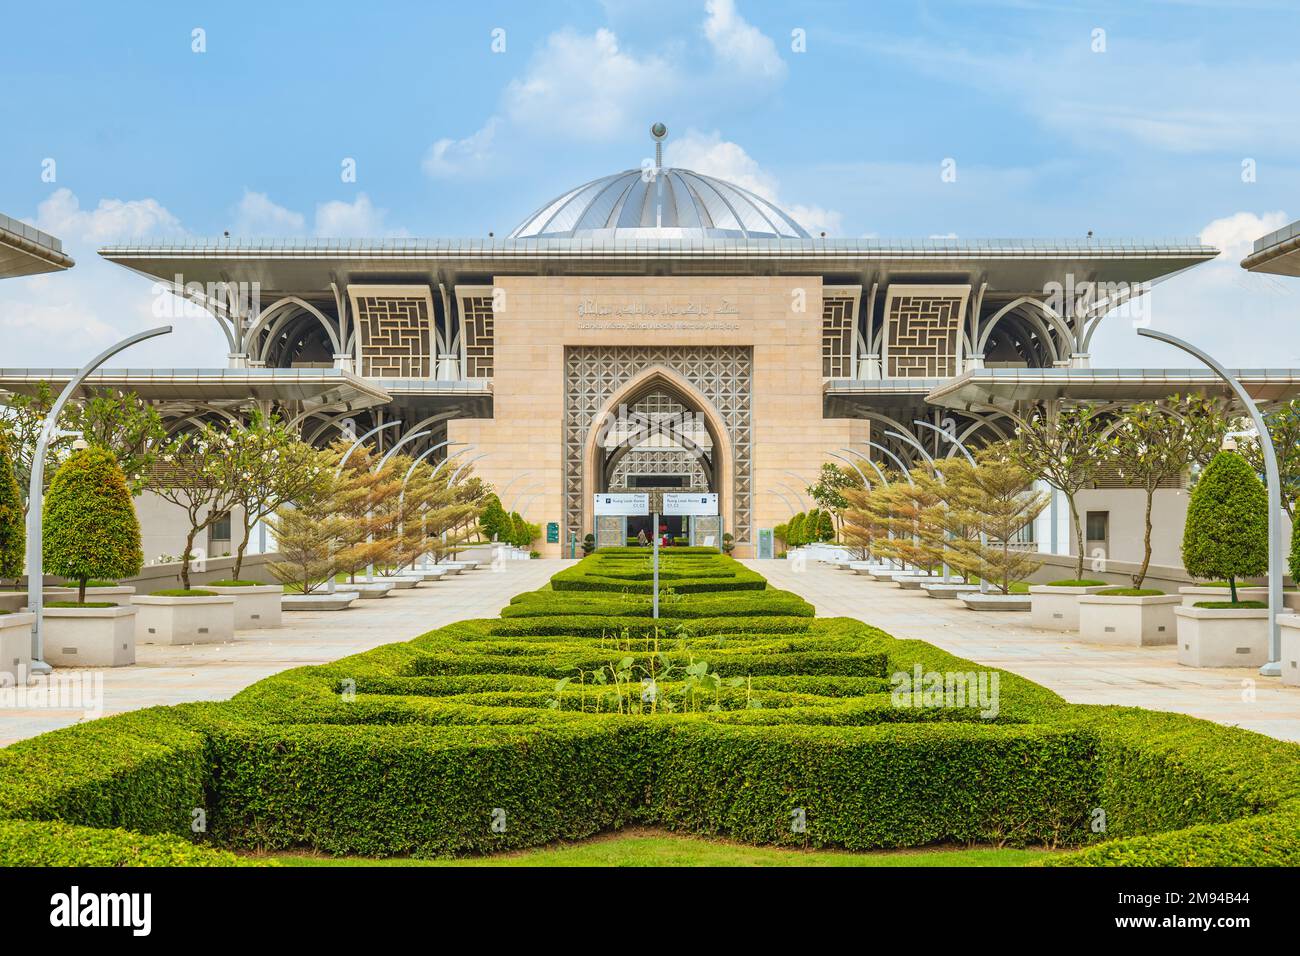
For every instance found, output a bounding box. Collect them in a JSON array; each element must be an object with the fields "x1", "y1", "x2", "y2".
[
  {"x1": 350, "y1": 287, "x2": 433, "y2": 378},
  {"x1": 460, "y1": 295, "x2": 495, "y2": 379},
  {"x1": 884, "y1": 289, "x2": 967, "y2": 378},
  {"x1": 563, "y1": 346, "x2": 752, "y2": 546},
  {"x1": 821, "y1": 295, "x2": 856, "y2": 378}
]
